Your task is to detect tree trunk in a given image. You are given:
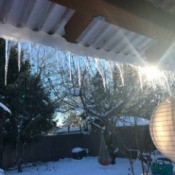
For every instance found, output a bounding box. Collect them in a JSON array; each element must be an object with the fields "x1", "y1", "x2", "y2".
[
  {"x1": 0, "y1": 112, "x2": 4, "y2": 169},
  {"x1": 103, "y1": 120, "x2": 116, "y2": 164},
  {"x1": 80, "y1": 125, "x2": 82, "y2": 133},
  {"x1": 16, "y1": 139, "x2": 23, "y2": 172}
]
